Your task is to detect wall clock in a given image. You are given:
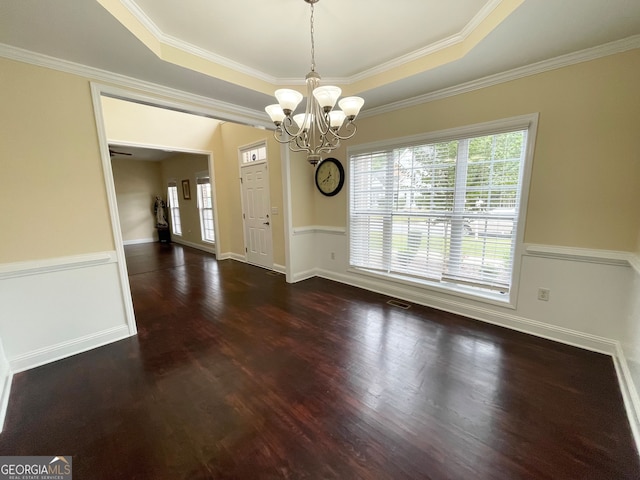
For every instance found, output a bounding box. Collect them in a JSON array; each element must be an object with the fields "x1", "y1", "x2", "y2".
[{"x1": 315, "y1": 157, "x2": 345, "y2": 197}]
